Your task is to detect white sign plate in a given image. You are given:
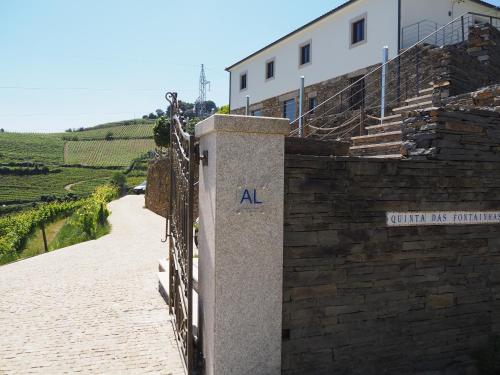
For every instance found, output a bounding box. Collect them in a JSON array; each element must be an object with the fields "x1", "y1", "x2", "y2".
[{"x1": 387, "y1": 211, "x2": 500, "y2": 227}]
